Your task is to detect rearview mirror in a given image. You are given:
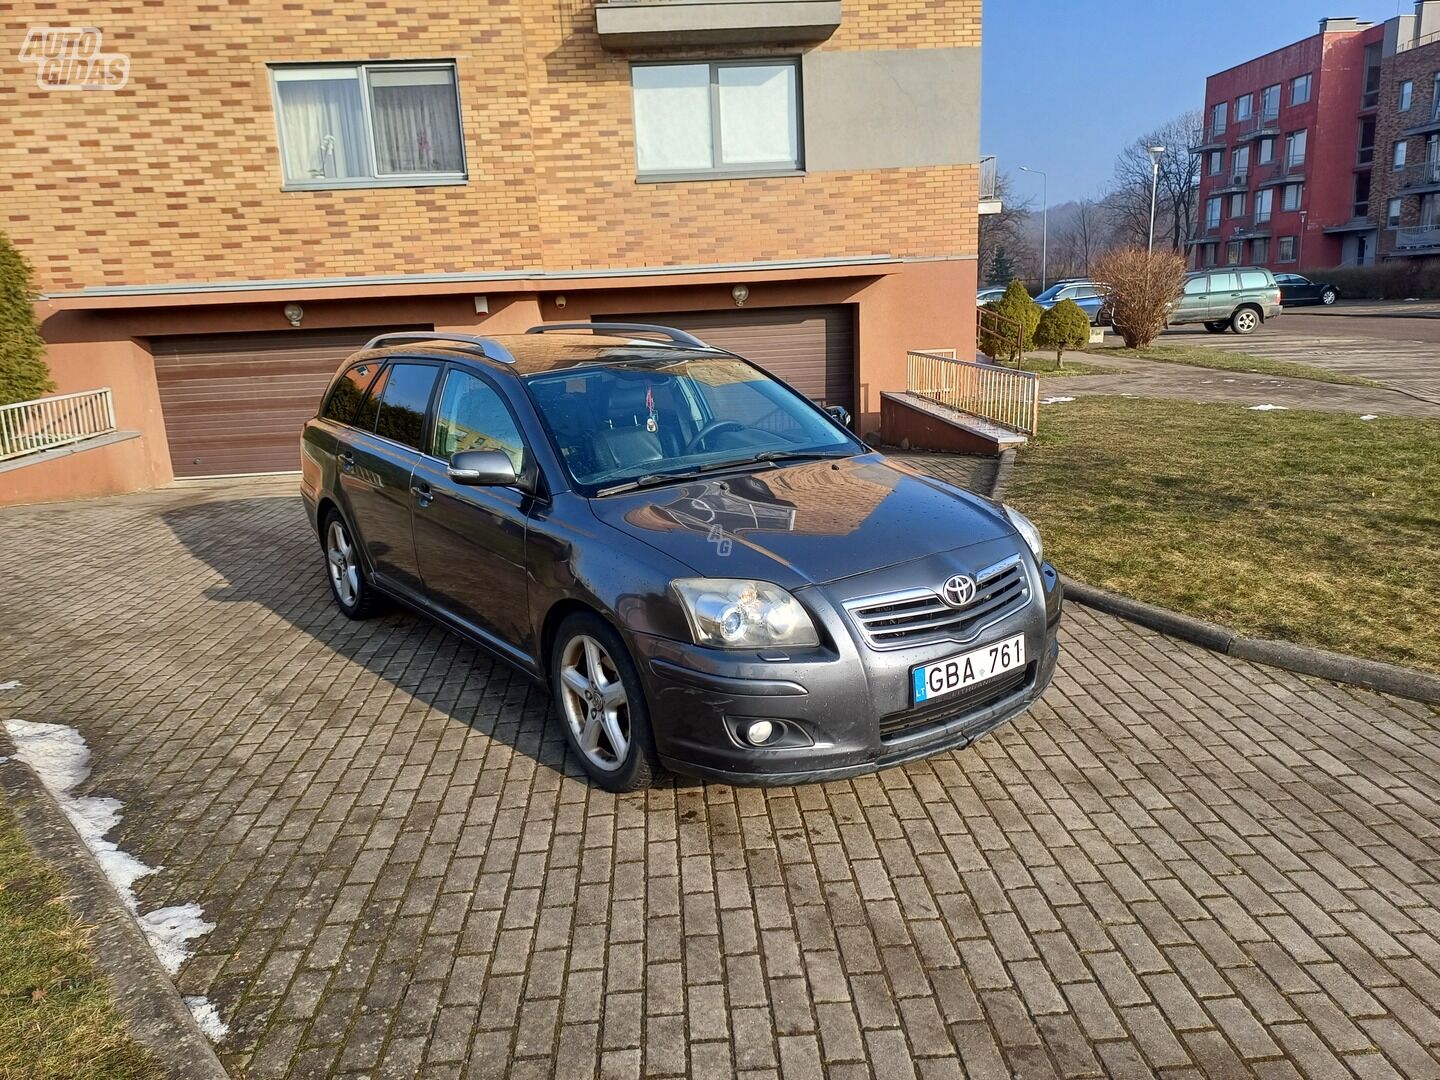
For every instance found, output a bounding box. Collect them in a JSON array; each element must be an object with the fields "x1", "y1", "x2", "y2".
[
  {"x1": 447, "y1": 449, "x2": 517, "y2": 486},
  {"x1": 826, "y1": 405, "x2": 852, "y2": 429}
]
